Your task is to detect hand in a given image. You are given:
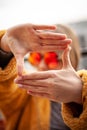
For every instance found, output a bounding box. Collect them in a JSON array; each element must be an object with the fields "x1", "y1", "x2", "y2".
[
  {"x1": 15, "y1": 46, "x2": 82, "y2": 104},
  {"x1": 1, "y1": 23, "x2": 71, "y2": 75}
]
